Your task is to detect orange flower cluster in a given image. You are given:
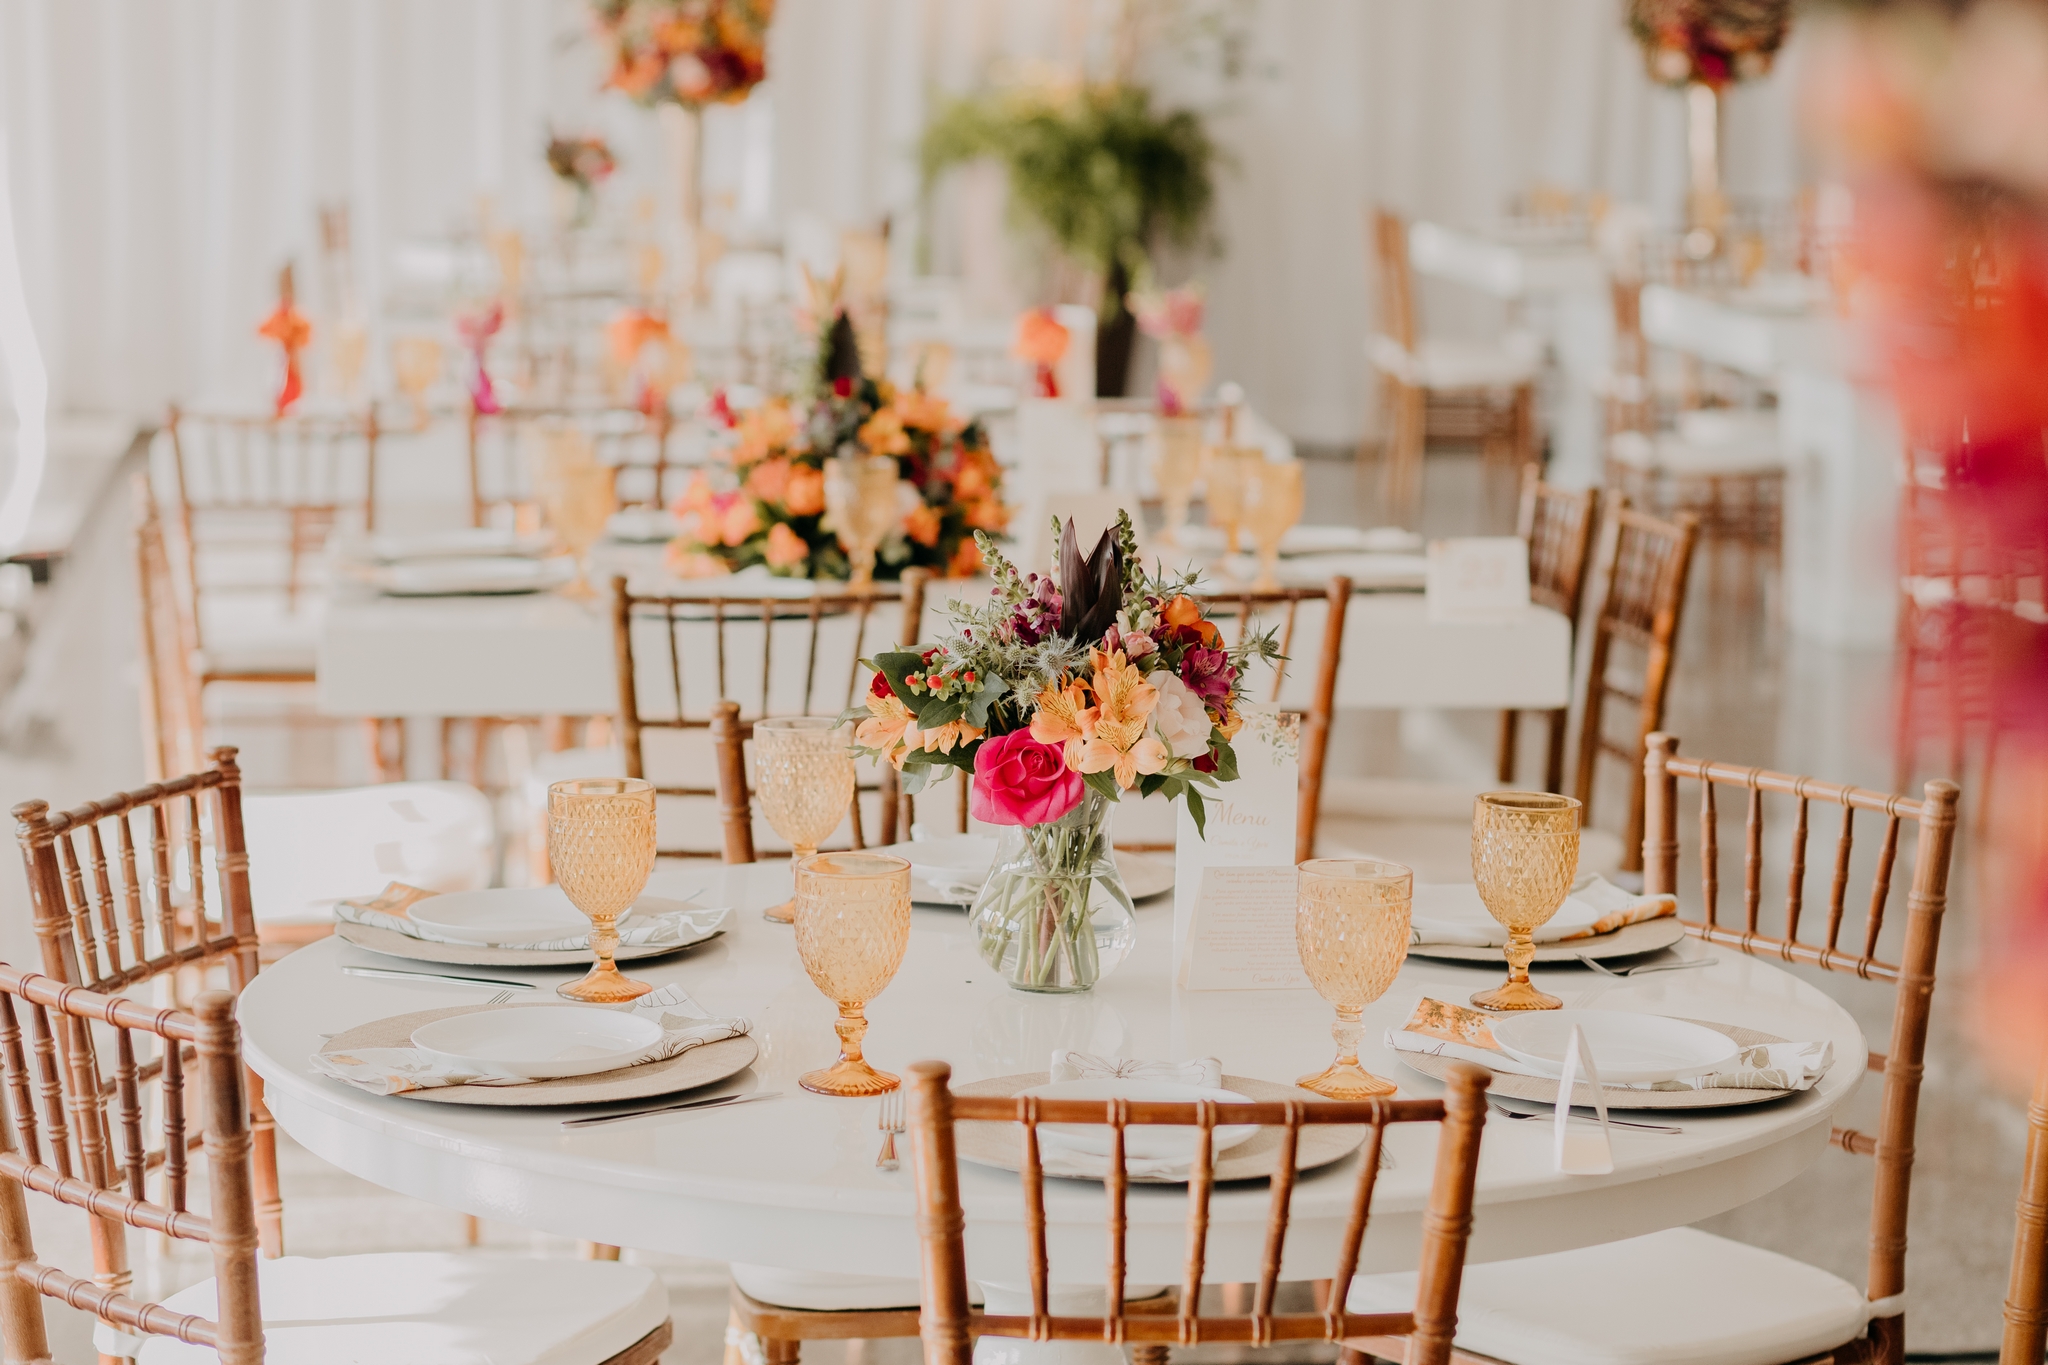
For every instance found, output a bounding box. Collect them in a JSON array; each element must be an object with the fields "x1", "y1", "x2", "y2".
[
  {"x1": 1028, "y1": 649, "x2": 1171, "y2": 790},
  {"x1": 592, "y1": 0, "x2": 772, "y2": 110},
  {"x1": 854, "y1": 690, "x2": 983, "y2": 771},
  {"x1": 667, "y1": 386, "x2": 1008, "y2": 581}
]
